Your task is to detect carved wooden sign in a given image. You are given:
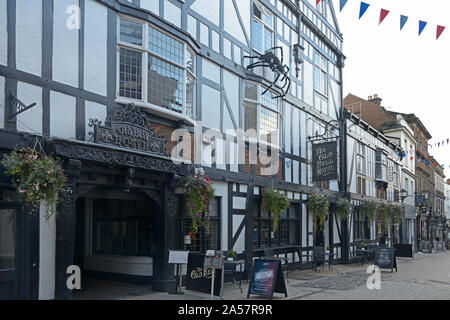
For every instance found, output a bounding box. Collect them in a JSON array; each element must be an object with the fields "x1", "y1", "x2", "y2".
[{"x1": 91, "y1": 103, "x2": 166, "y2": 157}]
